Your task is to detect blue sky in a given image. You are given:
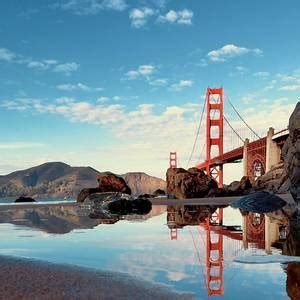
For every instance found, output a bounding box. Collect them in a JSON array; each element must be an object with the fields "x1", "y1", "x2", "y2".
[{"x1": 0, "y1": 0, "x2": 299, "y2": 181}]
